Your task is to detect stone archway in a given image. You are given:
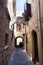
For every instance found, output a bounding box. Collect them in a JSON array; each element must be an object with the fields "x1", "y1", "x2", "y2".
[
  {"x1": 32, "y1": 30, "x2": 39, "y2": 64},
  {"x1": 15, "y1": 36, "x2": 24, "y2": 48}
]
